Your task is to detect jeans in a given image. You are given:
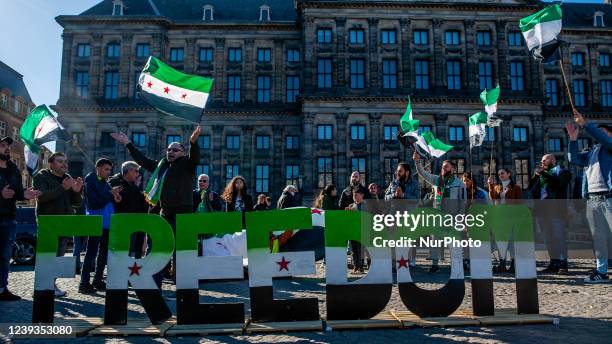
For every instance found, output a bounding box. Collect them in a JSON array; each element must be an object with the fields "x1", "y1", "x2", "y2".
[
  {"x1": 585, "y1": 197, "x2": 612, "y2": 274},
  {"x1": 536, "y1": 204, "x2": 568, "y2": 261},
  {"x1": 80, "y1": 231, "x2": 109, "y2": 285},
  {"x1": 73, "y1": 236, "x2": 88, "y2": 270},
  {"x1": 0, "y1": 220, "x2": 16, "y2": 289}
]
